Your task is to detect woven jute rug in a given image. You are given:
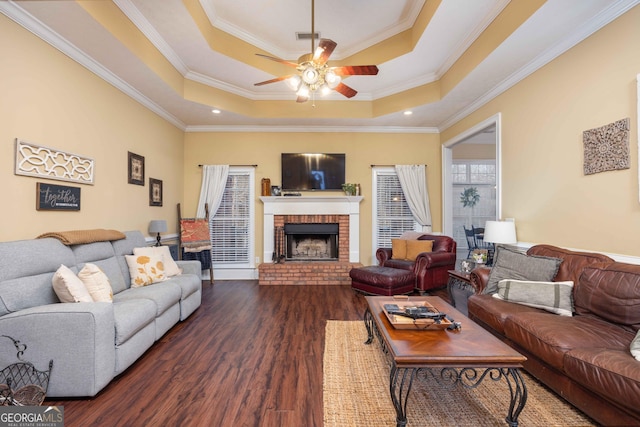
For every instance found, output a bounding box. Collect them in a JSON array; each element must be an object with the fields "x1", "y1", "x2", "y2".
[{"x1": 323, "y1": 321, "x2": 595, "y2": 427}]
